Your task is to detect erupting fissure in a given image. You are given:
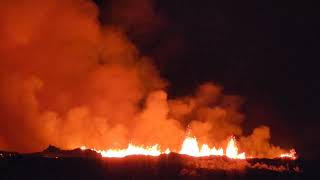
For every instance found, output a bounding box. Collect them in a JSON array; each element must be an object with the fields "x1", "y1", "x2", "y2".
[
  {"x1": 0, "y1": 0, "x2": 298, "y2": 162},
  {"x1": 80, "y1": 135, "x2": 296, "y2": 160}
]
